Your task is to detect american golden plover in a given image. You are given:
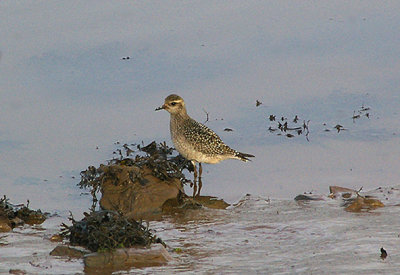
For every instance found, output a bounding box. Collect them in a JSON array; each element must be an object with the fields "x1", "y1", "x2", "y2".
[{"x1": 156, "y1": 94, "x2": 254, "y2": 197}]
